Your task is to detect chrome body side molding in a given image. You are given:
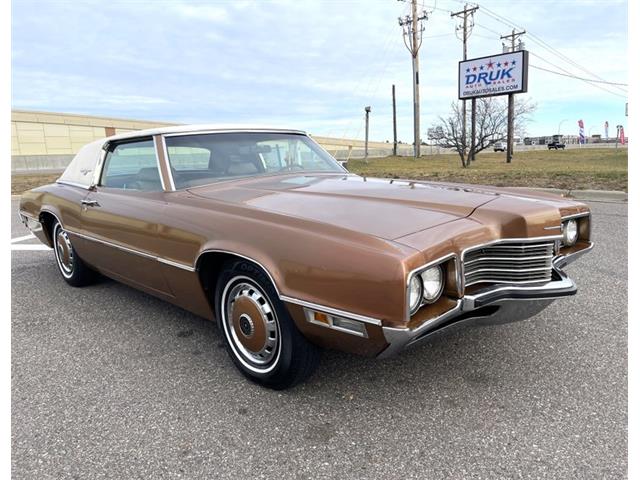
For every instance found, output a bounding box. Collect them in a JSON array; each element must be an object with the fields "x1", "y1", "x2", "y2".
[{"x1": 280, "y1": 295, "x2": 383, "y2": 327}]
